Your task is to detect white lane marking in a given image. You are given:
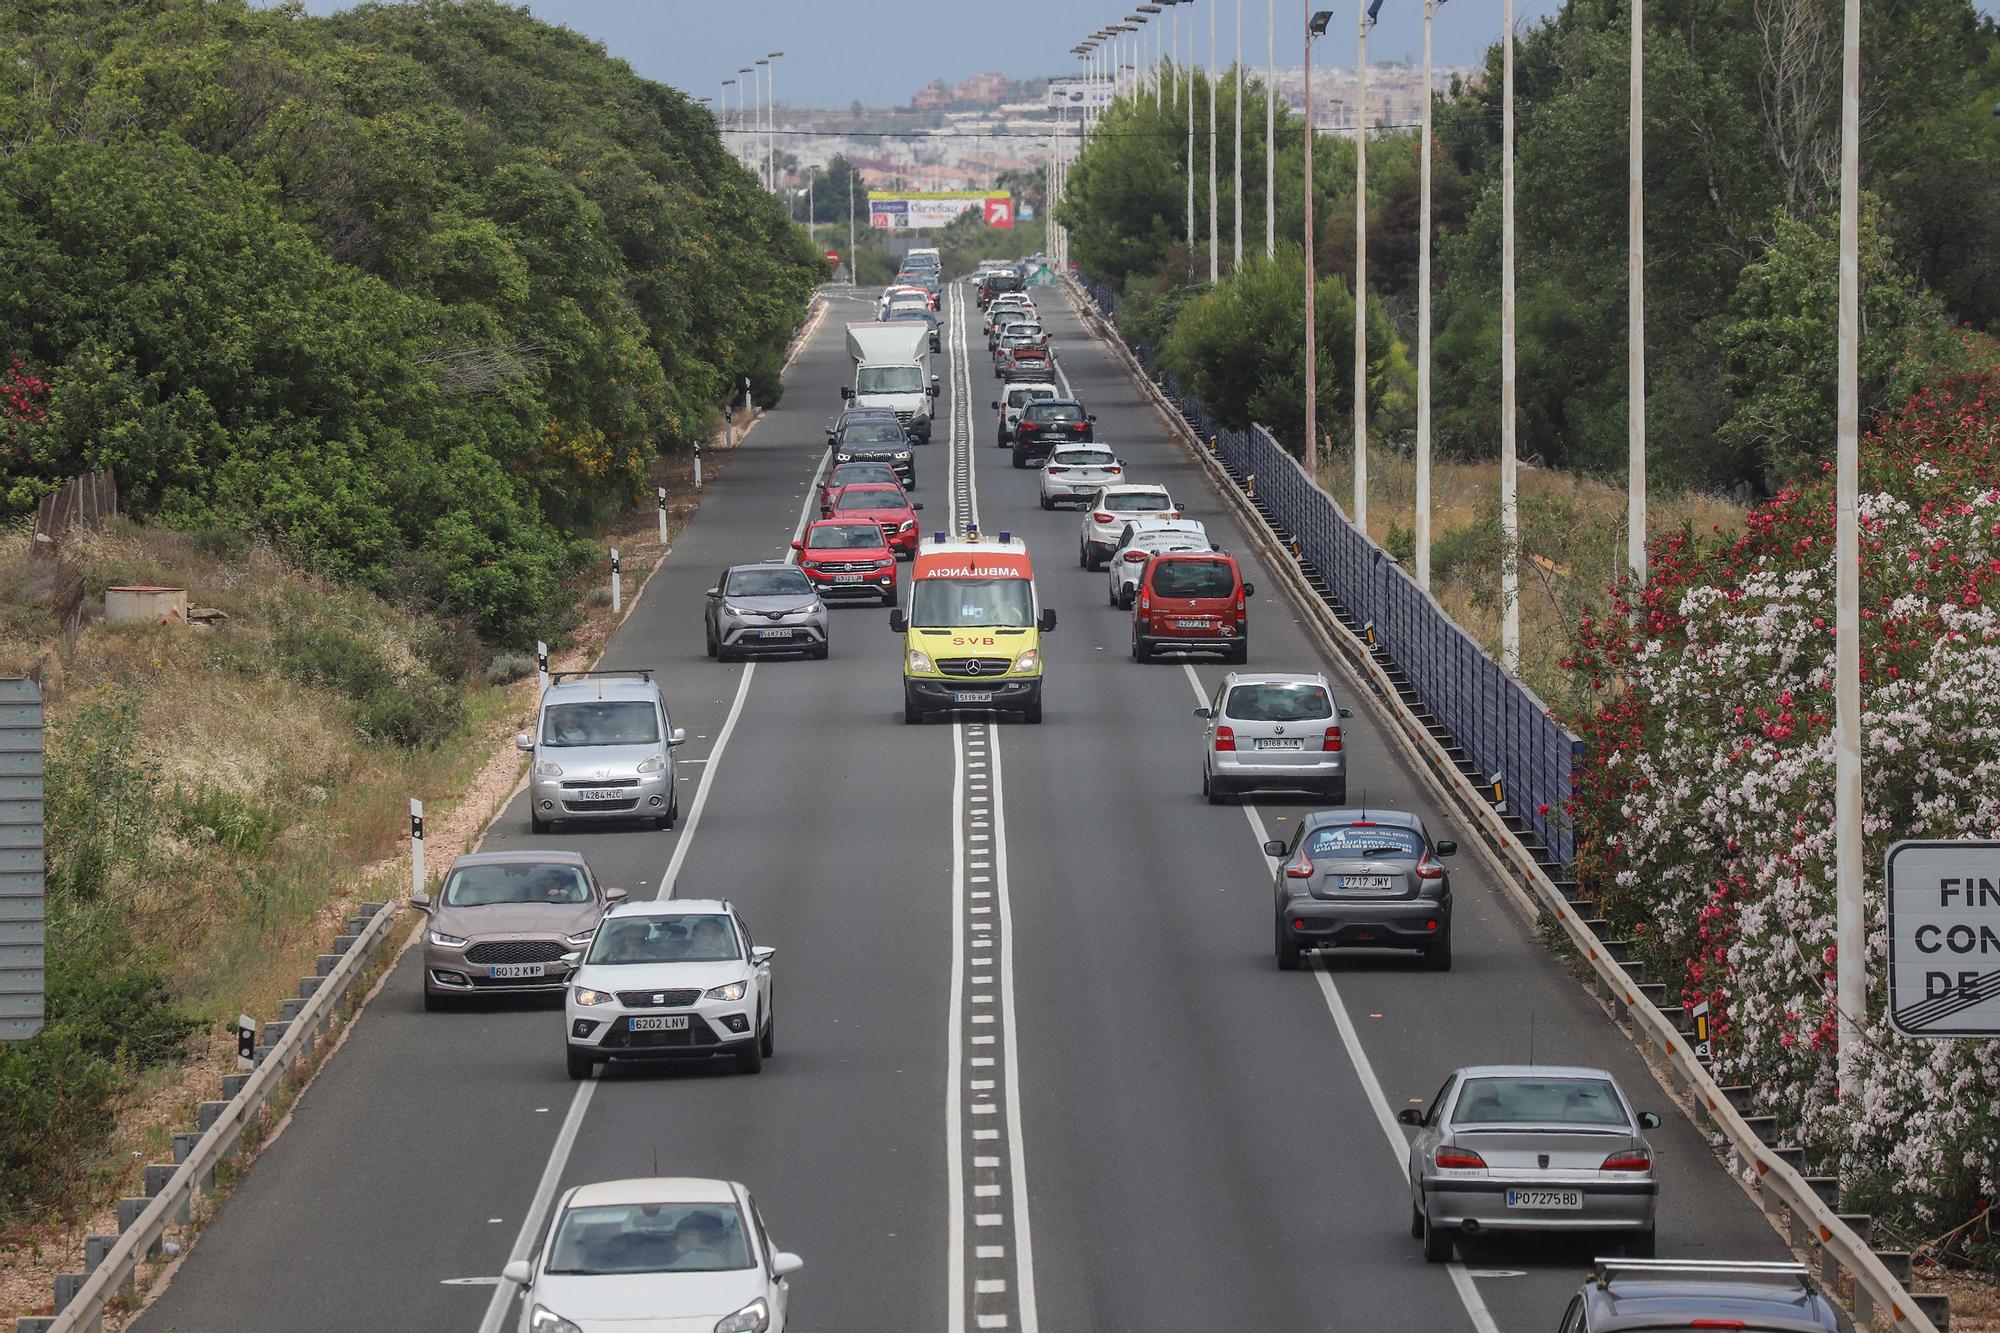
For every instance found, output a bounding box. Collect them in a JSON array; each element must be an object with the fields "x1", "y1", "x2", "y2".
[
  {"x1": 1176, "y1": 665, "x2": 1501, "y2": 1333},
  {"x1": 946, "y1": 721, "x2": 968, "y2": 1333},
  {"x1": 987, "y1": 729, "x2": 1040, "y2": 1333},
  {"x1": 477, "y1": 333, "x2": 841, "y2": 1333}
]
